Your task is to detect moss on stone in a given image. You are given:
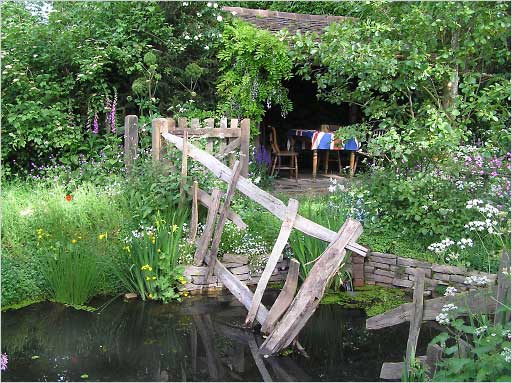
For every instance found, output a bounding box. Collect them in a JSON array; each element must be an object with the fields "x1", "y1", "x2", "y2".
[{"x1": 320, "y1": 284, "x2": 409, "y2": 317}]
